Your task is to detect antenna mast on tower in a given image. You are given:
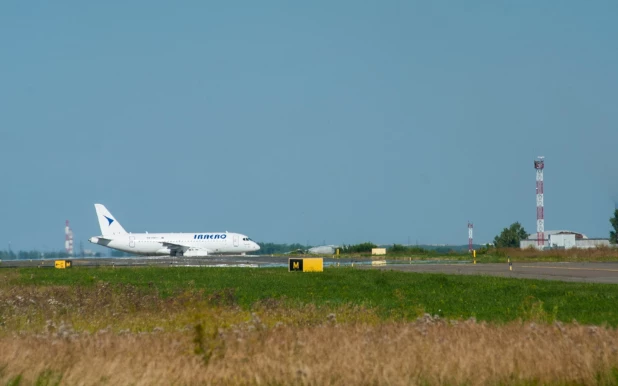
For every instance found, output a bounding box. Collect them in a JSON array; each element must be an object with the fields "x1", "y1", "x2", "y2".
[
  {"x1": 534, "y1": 157, "x2": 545, "y2": 248},
  {"x1": 65, "y1": 220, "x2": 74, "y2": 256},
  {"x1": 468, "y1": 222, "x2": 473, "y2": 252}
]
